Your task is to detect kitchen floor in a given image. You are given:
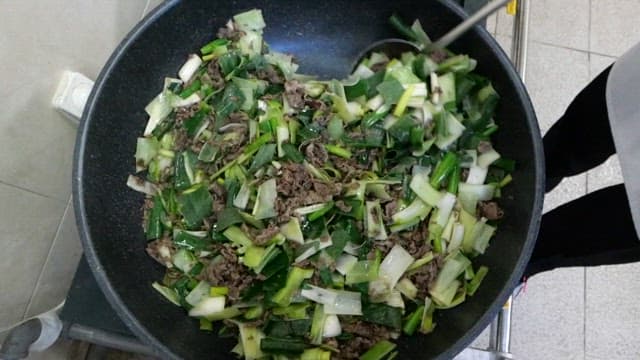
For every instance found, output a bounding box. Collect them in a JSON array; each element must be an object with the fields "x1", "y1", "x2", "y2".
[{"x1": 0, "y1": 1, "x2": 638, "y2": 359}]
